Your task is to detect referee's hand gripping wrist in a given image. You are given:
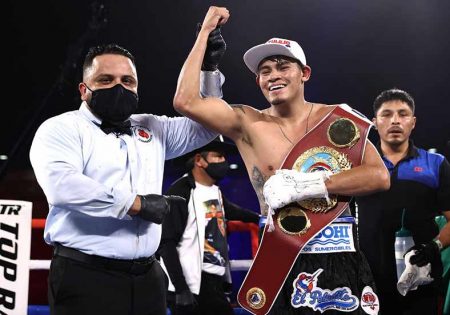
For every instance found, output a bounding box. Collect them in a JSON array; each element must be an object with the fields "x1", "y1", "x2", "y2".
[{"x1": 196, "y1": 23, "x2": 226, "y2": 71}]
